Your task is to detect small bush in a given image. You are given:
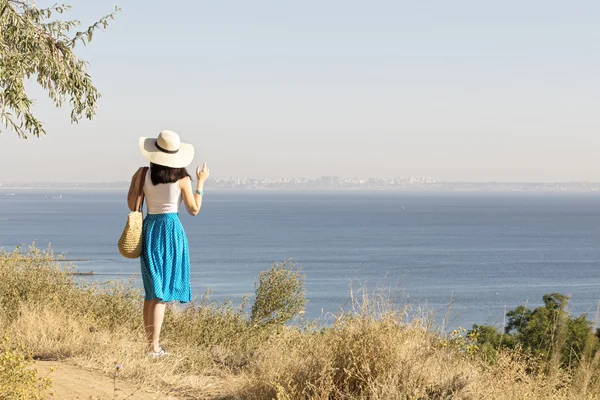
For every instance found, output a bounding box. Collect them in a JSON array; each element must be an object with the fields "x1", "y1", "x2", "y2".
[
  {"x1": 250, "y1": 260, "x2": 306, "y2": 327},
  {"x1": 0, "y1": 336, "x2": 51, "y2": 400}
]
